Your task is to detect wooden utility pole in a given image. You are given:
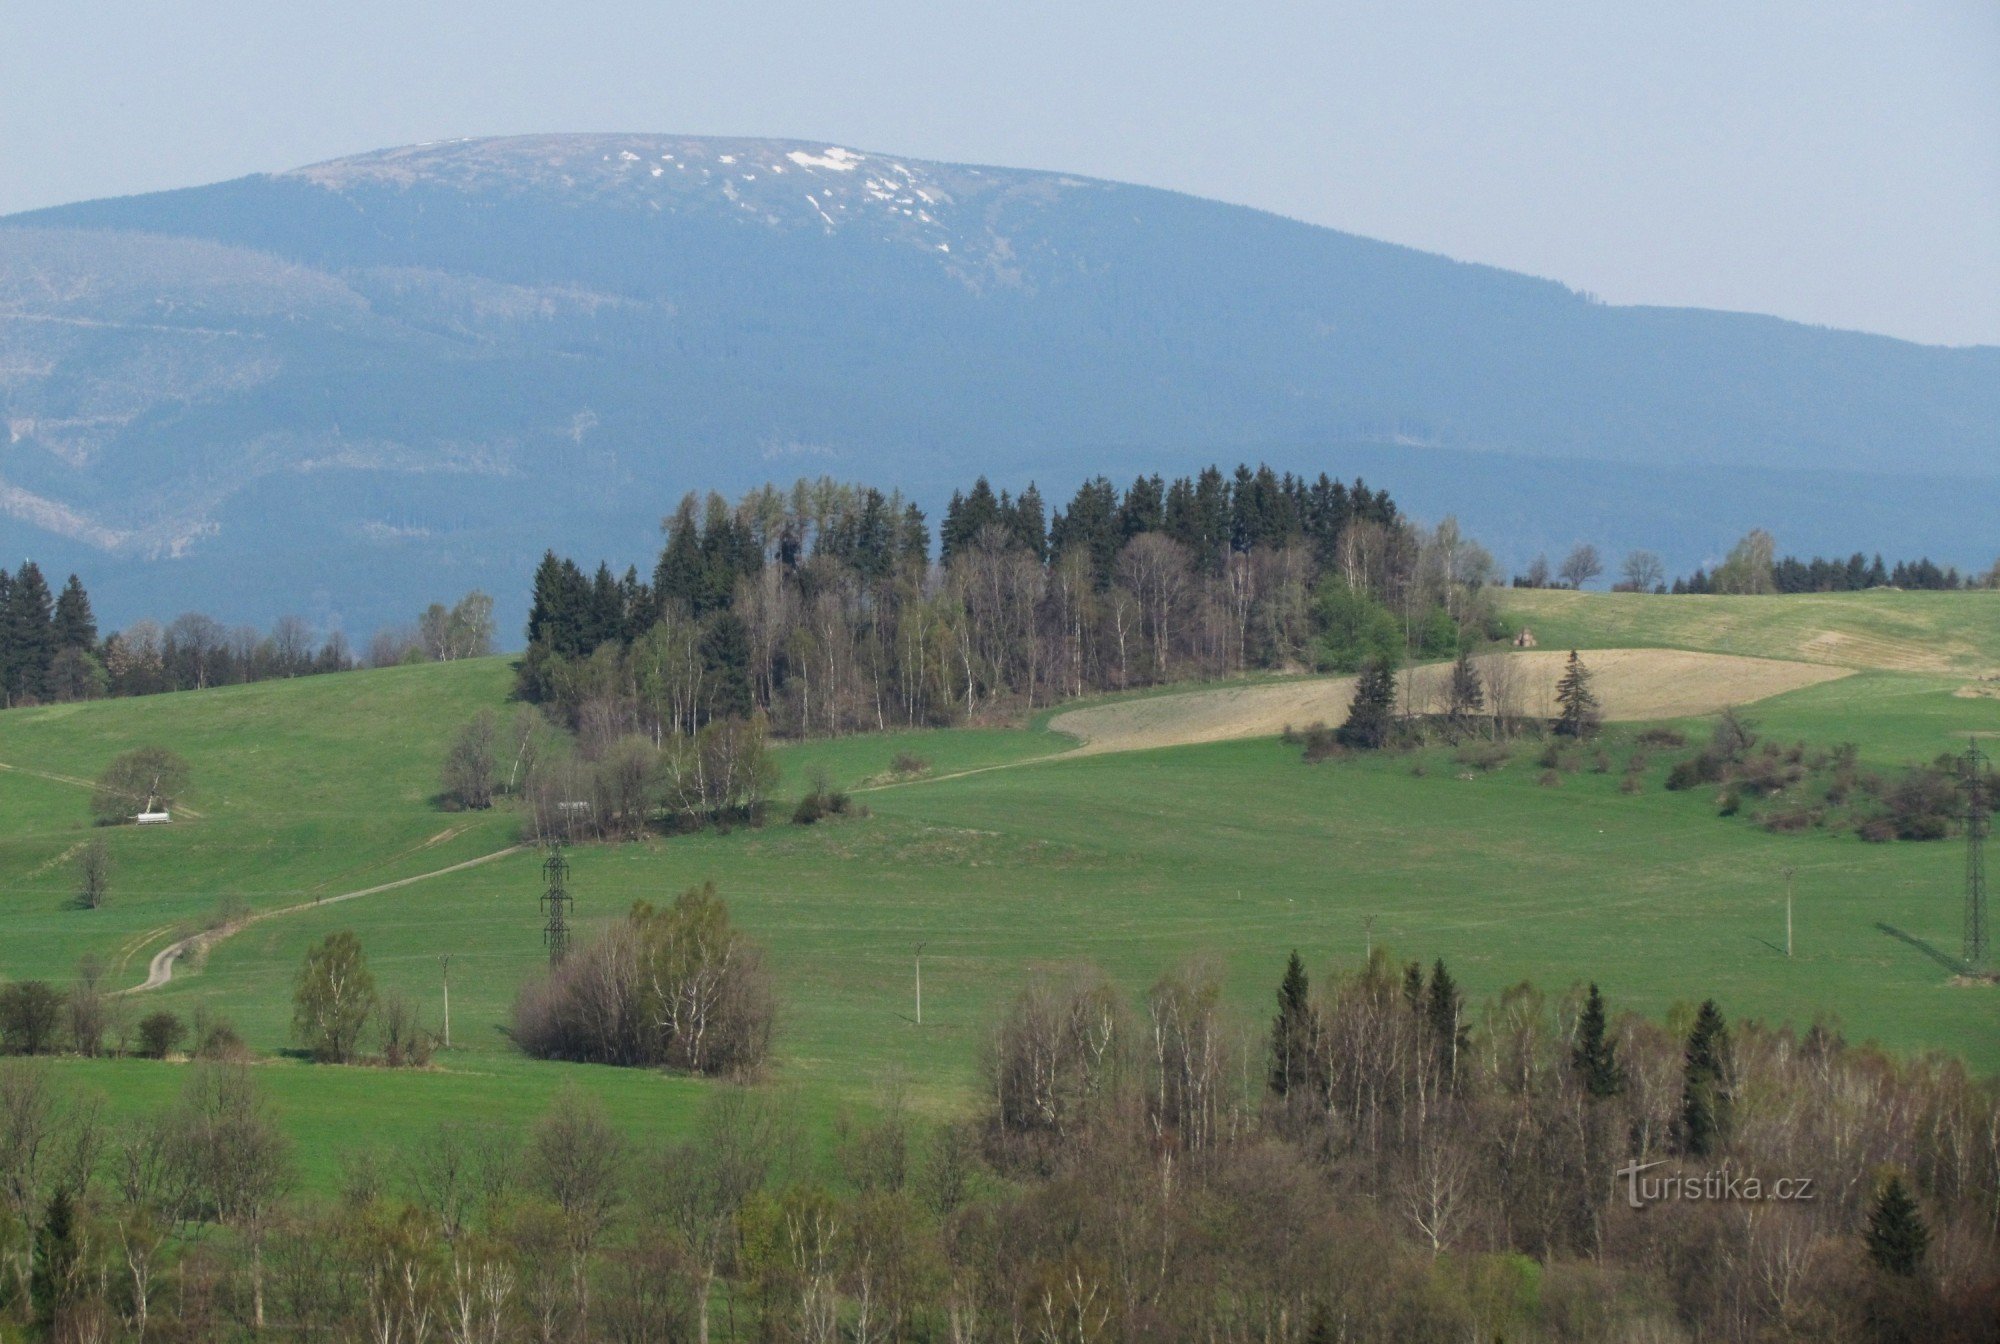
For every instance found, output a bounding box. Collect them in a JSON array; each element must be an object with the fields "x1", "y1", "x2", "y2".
[
  {"x1": 1782, "y1": 866, "x2": 1795, "y2": 958},
  {"x1": 439, "y1": 953, "x2": 453, "y2": 1049},
  {"x1": 914, "y1": 941, "x2": 928, "y2": 1027}
]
